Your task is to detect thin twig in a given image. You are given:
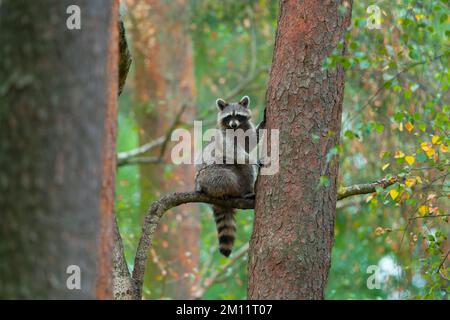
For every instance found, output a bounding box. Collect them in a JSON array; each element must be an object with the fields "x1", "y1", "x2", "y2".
[
  {"x1": 117, "y1": 146, "x2": 163, "y2": 166},
  {"x1": 116, "y1": 104, "x2": 188, "y2": 167},
  {"x1": 193, "y1": 242, "x2": 250, "y2": 299},
  {"x1": 157, "y1": 104, "x2": 188, "y2": 162},
  {"x1": 345, "y1": 53, "x2": 447, "y2": 125},
  {"x1": 437, "y1": 249, "x2": 450, "y2": 274}
]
